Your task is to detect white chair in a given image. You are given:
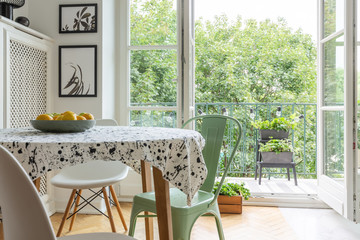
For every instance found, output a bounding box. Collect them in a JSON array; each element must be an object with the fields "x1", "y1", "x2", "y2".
[
  {"x1": 51, "y1": 119, "x2": 129, "y2": 237},
  {"x1": 0, "y1": 145, "x2": 135, "y2": 240}
]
